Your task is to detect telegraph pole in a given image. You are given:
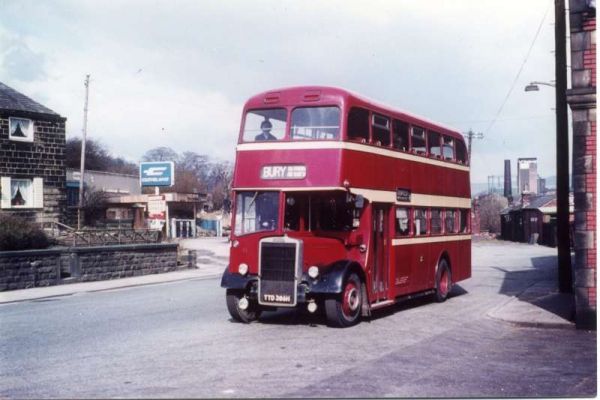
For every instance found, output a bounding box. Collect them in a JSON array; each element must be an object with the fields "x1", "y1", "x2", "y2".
[
  {"x1": 77, "y1": 74, "x2": 90, "y2": 231},
  {"x1": 554, "y1": 0, "x2": 572, "y2": 292},
  {"x1": 465, "y1": 129, "x2": 484, "y2": 157}
]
